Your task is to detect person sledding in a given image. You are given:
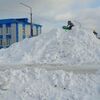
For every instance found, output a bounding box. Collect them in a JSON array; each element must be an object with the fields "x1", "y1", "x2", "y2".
[
  {"x1": 93, "y1": 30, "x2": 100, "y2": 39},
  {"x1": 62, "y1": 20, "x2": 74, "y2": 31},
  {"x1": 93, "y1": 30, "x2": 97, "y2": 36}
]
